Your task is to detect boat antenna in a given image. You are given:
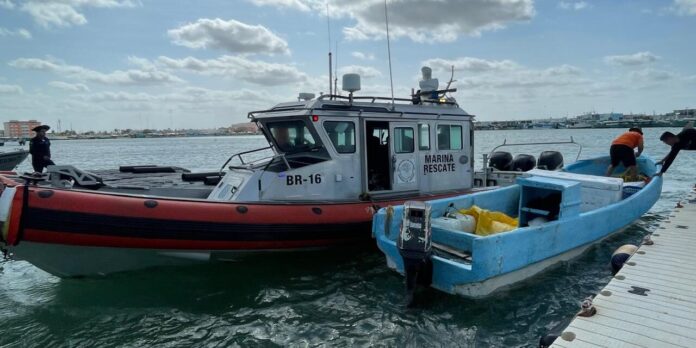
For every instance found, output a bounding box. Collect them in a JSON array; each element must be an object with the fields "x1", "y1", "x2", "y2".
[
  {"x1": 334, "y1": 41, "x2": 339, "y2": 96},
  {"x1": 326, "y1": 1, "x2": 333, "y2": 98},
  {"x1": 444, "y1": 65, "x2": 456, "y2": 98},
  {"x1": 384, "y1": 0, "x2": 395, "y2": 107}
]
